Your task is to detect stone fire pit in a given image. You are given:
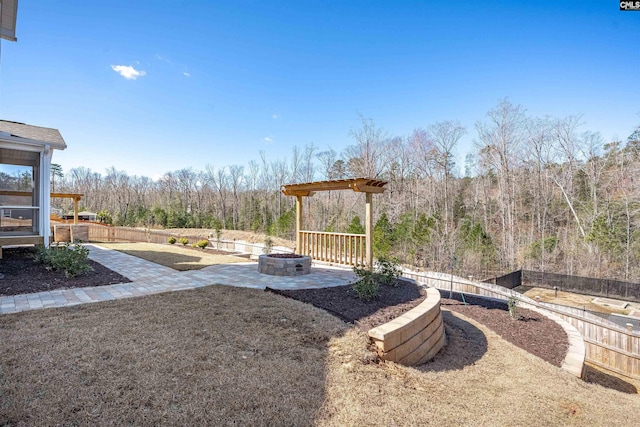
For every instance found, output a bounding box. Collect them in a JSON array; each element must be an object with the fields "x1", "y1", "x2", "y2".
[{"x1": 258, "y1": 253, "x2": 311, "y2": 276}]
